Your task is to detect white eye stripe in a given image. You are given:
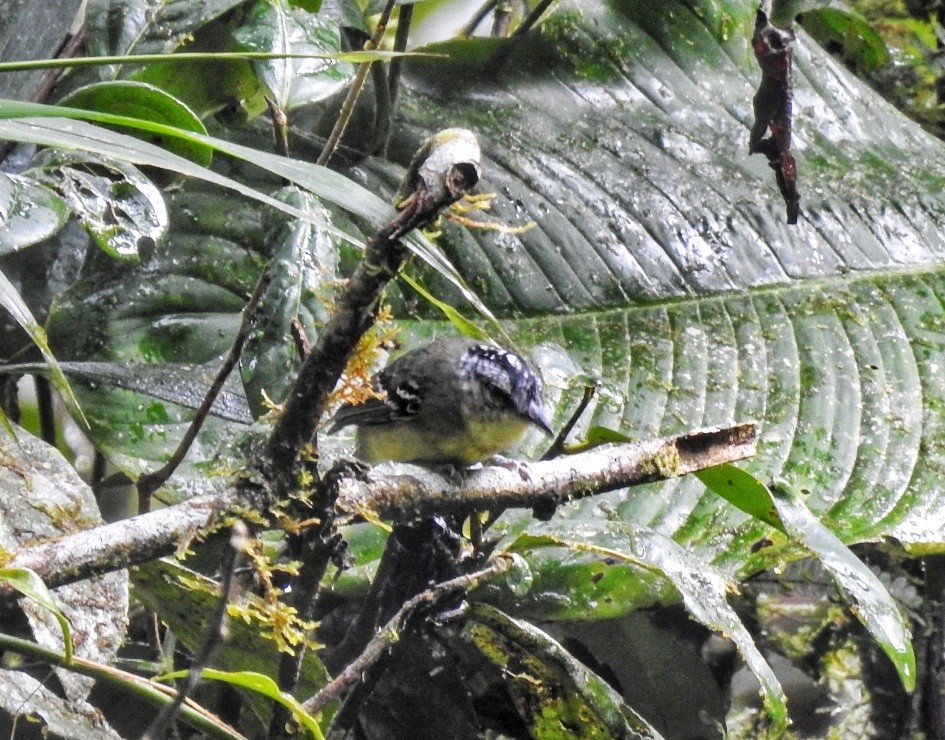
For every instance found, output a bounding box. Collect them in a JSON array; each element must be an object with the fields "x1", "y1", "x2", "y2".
[{"x1": 392, "y1": 384, "x2": 421, "y2": 402}]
